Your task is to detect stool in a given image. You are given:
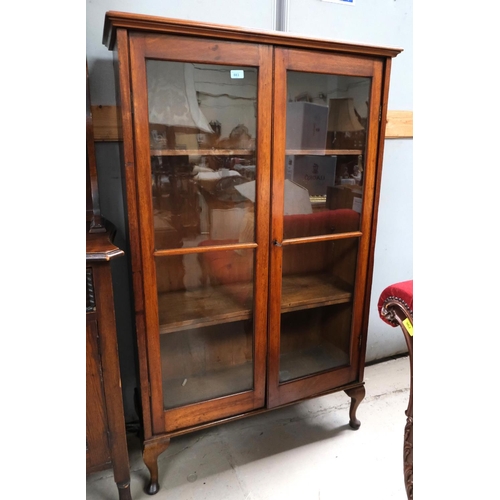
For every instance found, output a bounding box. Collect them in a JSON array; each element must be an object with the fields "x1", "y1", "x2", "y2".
[{"x1": 378, "y1": 280, "x2": 413, "y2": 500}]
